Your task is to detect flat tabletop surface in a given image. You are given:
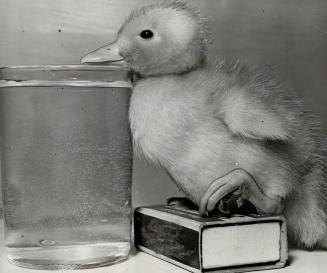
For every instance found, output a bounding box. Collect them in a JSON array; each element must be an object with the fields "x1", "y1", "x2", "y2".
[{"x1": 1, "y1": 216, "x2": 327, "y2": 273}]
